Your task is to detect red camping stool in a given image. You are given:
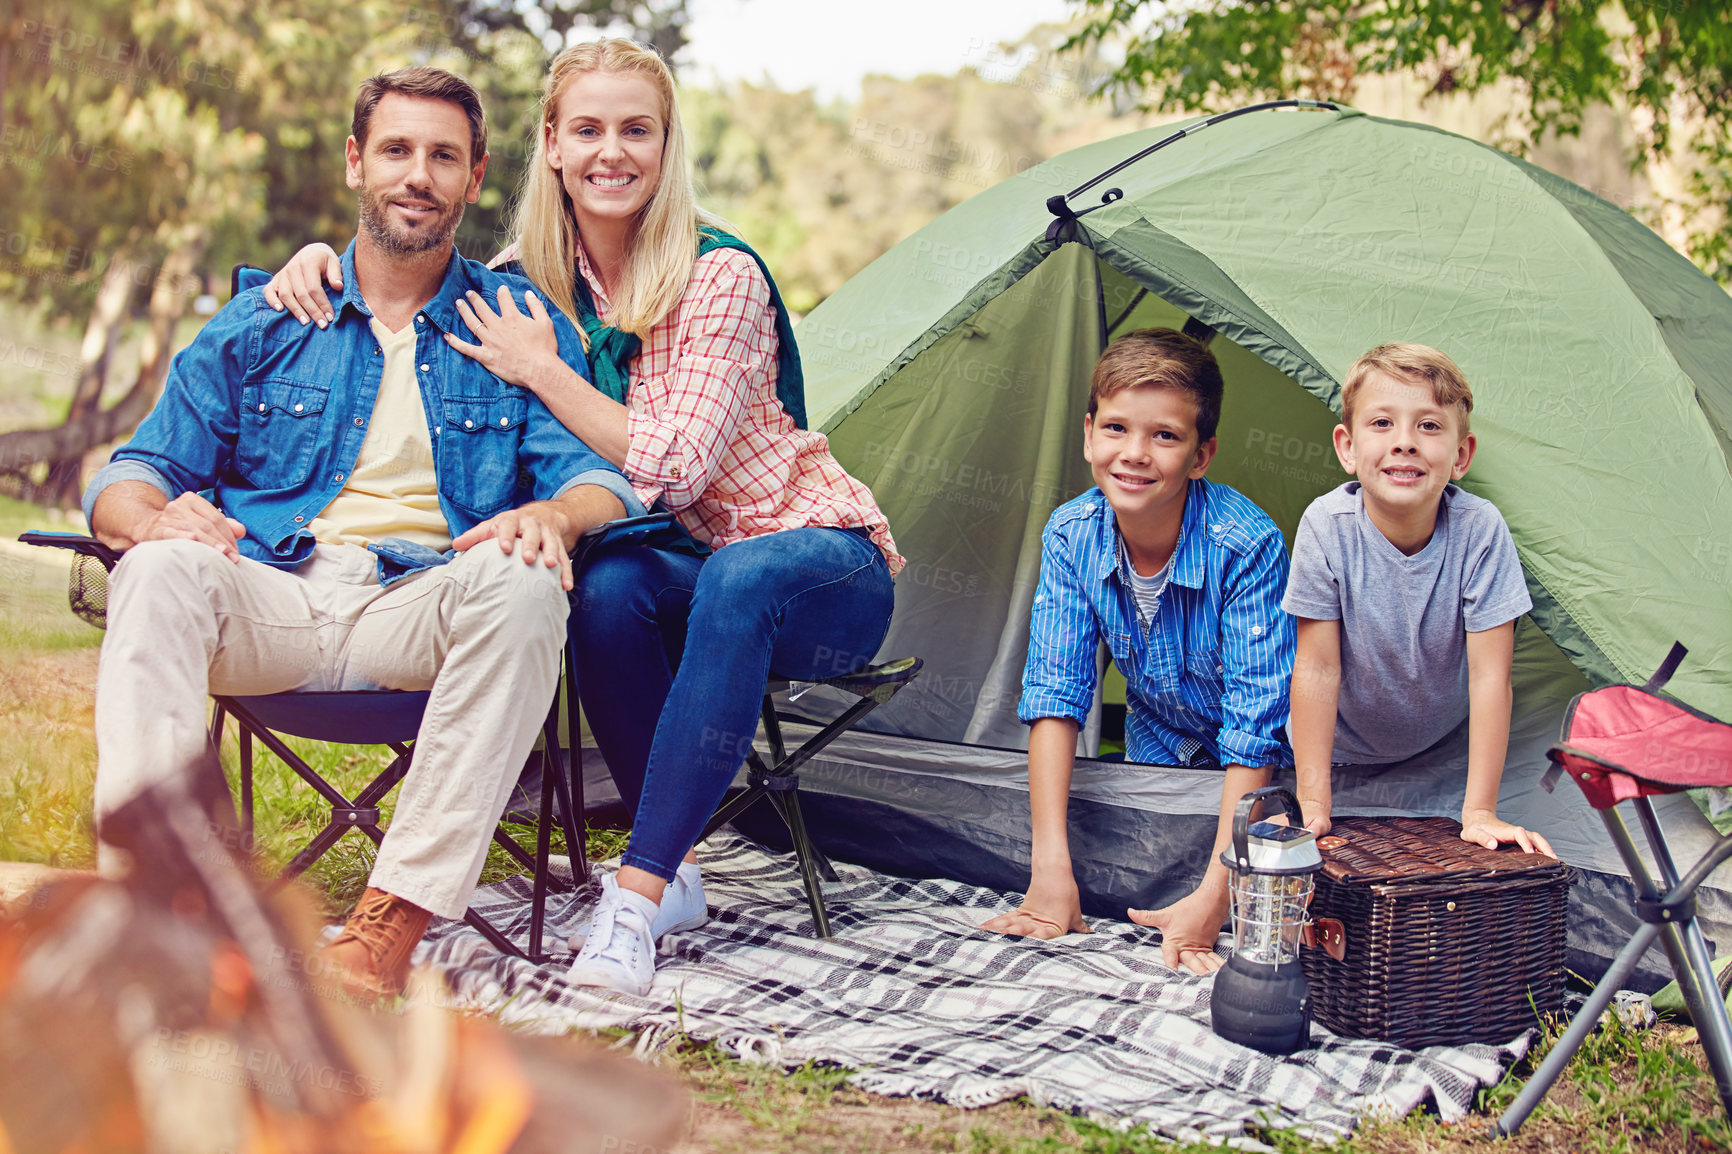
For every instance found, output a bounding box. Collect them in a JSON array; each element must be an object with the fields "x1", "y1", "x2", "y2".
[{"x1": 1496, "y1": 642, "x2": 1732, "y2": 1136}]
